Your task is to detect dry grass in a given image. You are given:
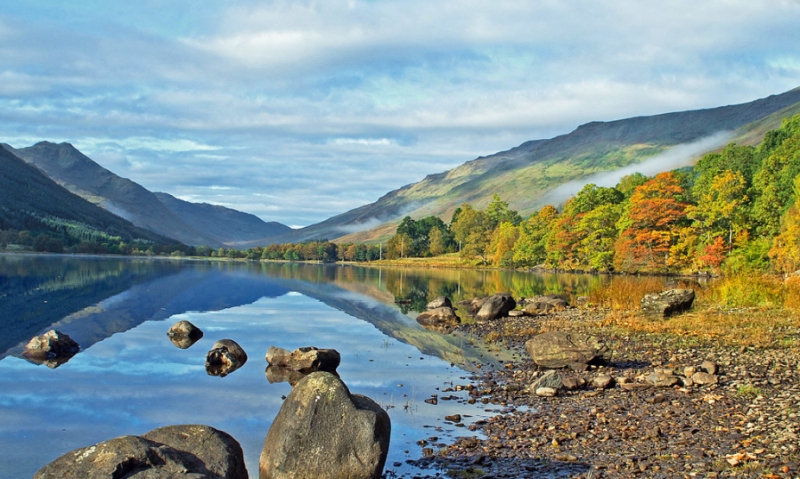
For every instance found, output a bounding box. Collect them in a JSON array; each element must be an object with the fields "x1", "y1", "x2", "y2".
[
  {"x1": 585, "y1": 273, "x2": 800, "y2": 348},
  {"x1": 599, "y1": 309, "x2": 800, "y2": 348}
]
